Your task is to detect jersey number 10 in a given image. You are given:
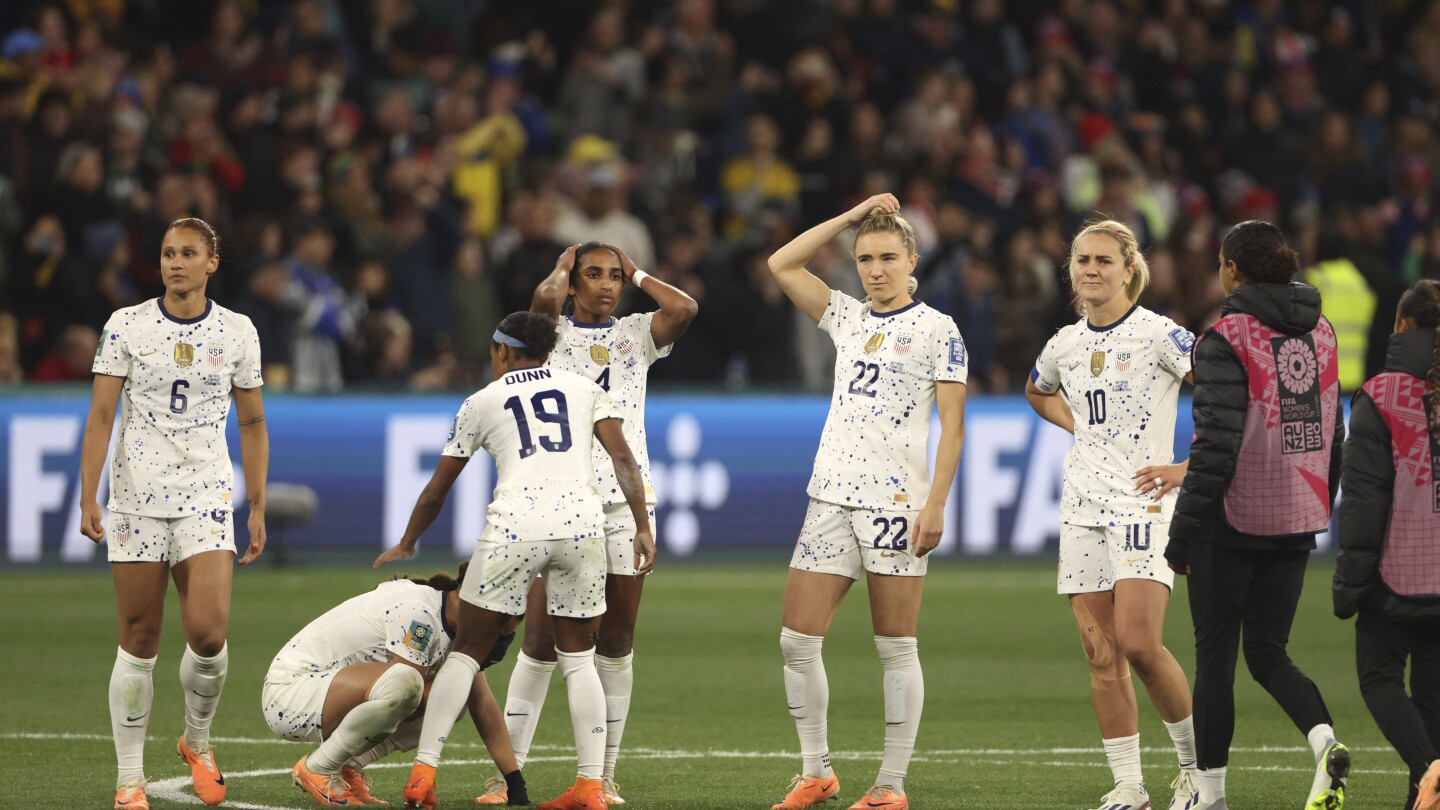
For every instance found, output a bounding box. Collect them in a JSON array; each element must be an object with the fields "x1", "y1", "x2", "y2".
[
  {"x1": 1084, "y1": 389, "x2": 1107, "y2": 426},
  {"x1": 503, "y1": 390, "x2": 573, "y2": 459}
]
